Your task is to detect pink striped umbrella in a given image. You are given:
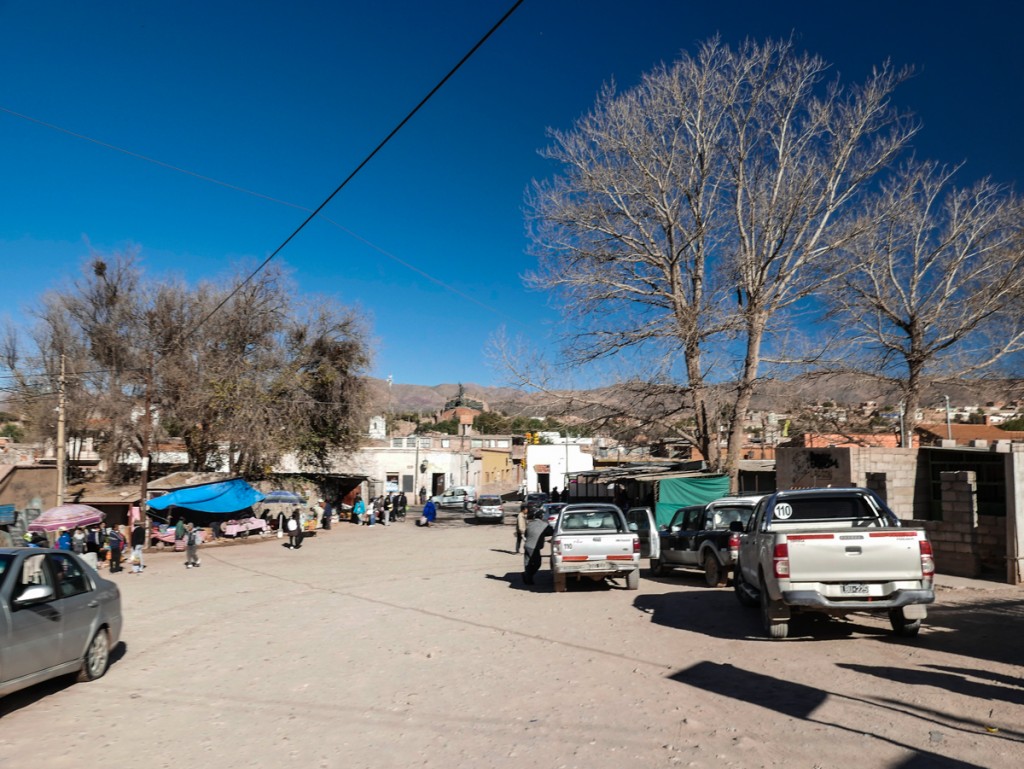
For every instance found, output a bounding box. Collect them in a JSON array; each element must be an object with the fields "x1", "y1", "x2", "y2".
[{"x1": 28, "y1": 504, "x2": 106, "y2": 532}]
